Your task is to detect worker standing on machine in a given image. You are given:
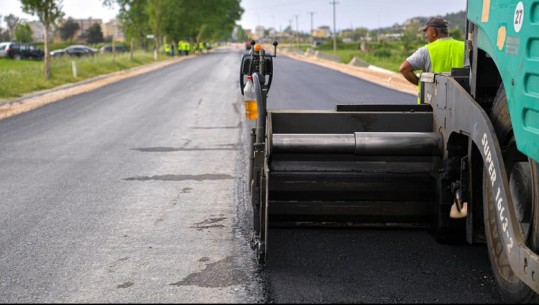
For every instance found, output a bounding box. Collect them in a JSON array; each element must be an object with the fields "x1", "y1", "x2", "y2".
[
  {"x1": 399, "y1": 17, "x2": 465, "y2": 104},
  {"x1": 185, "y1": 40, "x2": 191, "y2": 56}
]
